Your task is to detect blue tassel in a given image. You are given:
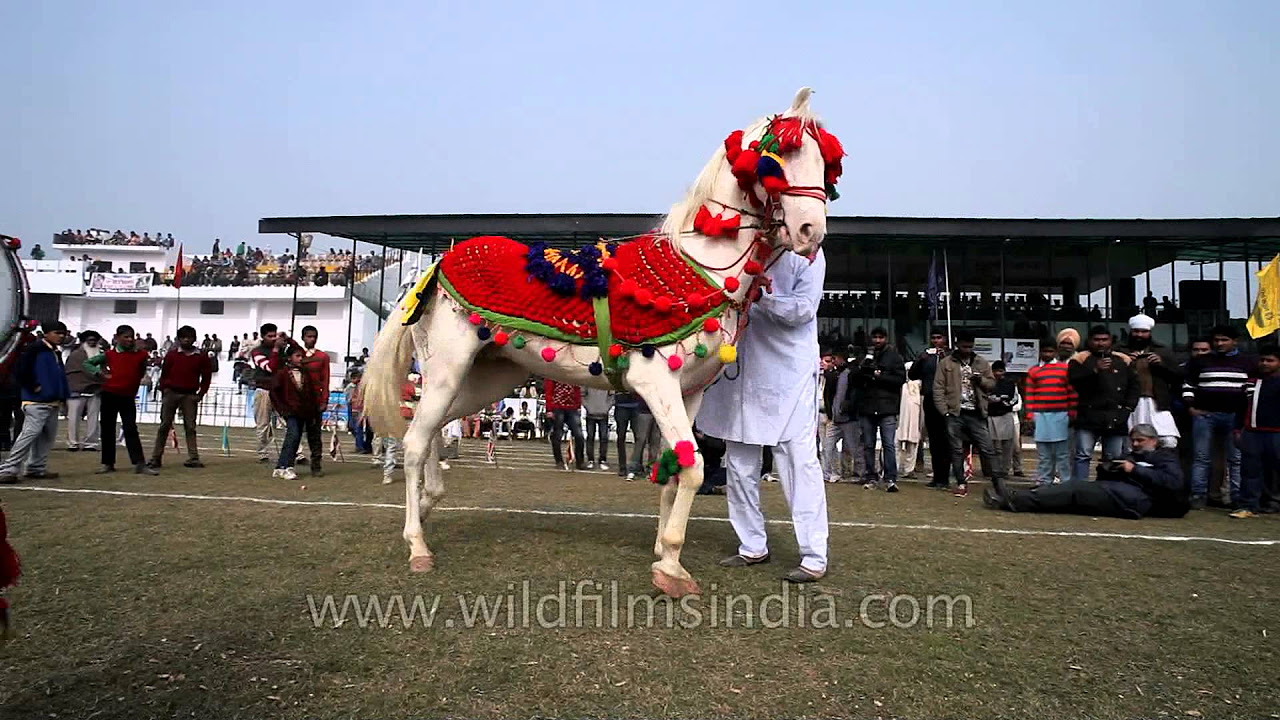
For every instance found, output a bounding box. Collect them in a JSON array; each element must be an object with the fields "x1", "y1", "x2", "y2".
[
  {"x1": 588, "y1": 361, "x2": 603, "y2": 376},
  {"x1": 477, "y1": 327, "x2": 491, "y2": 341},
  {"x1": 642, "y1": 344, "x2": 656, "y2": 358}
]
